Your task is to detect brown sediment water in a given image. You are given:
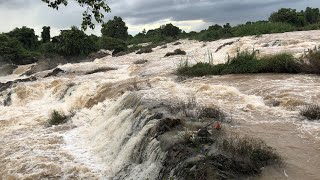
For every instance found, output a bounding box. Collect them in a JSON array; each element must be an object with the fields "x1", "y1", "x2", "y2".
[{"x1": 0, "y1": 30, "x2": 320, "y2": 179}]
